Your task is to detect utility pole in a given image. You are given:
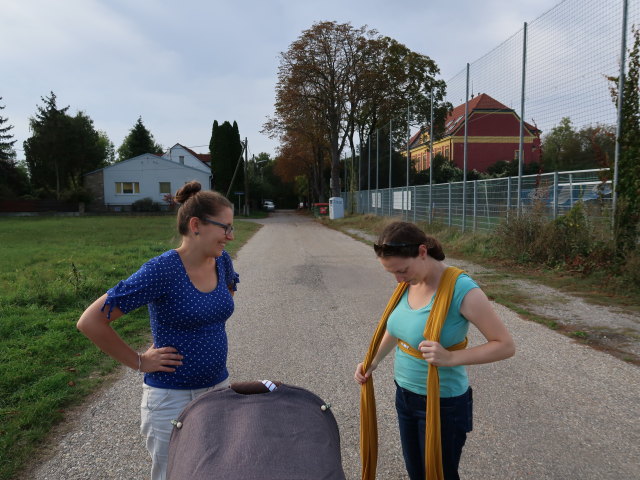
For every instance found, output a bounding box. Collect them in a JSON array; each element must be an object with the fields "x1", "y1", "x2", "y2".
[{"x1": 243, "y1": 137, "x2": 249, "y2": 216}]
